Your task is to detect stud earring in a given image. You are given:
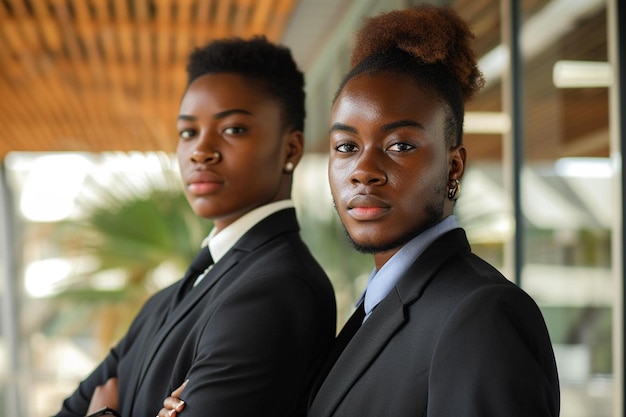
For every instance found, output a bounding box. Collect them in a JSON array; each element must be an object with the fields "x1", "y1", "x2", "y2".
[
  {"x1": 284, "y1": 161, "x2": 294, "y2": 173},
  {"x1": 447, "y1": 179, "x2": 461, "y2": 201}
]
